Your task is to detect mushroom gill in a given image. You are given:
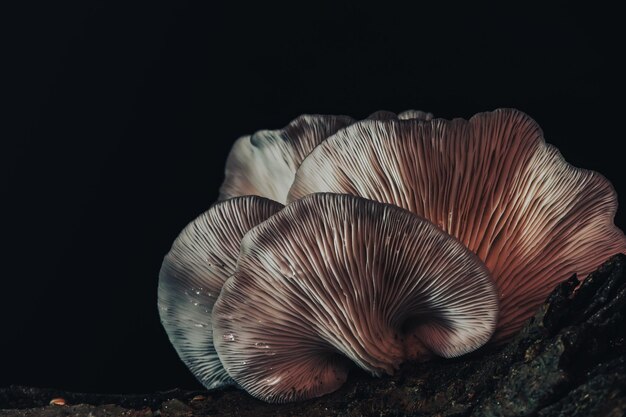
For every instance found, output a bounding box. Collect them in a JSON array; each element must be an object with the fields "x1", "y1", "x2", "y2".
[
  {"x1": 212, "y1": 193, "x2": 498, "y2": 403},
  {"x1": 287, "y1": 108, "x2": 626, "y2": 341},
  {"x1": 158, "y1": 196, "x2": 283, "y2": 389}
]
